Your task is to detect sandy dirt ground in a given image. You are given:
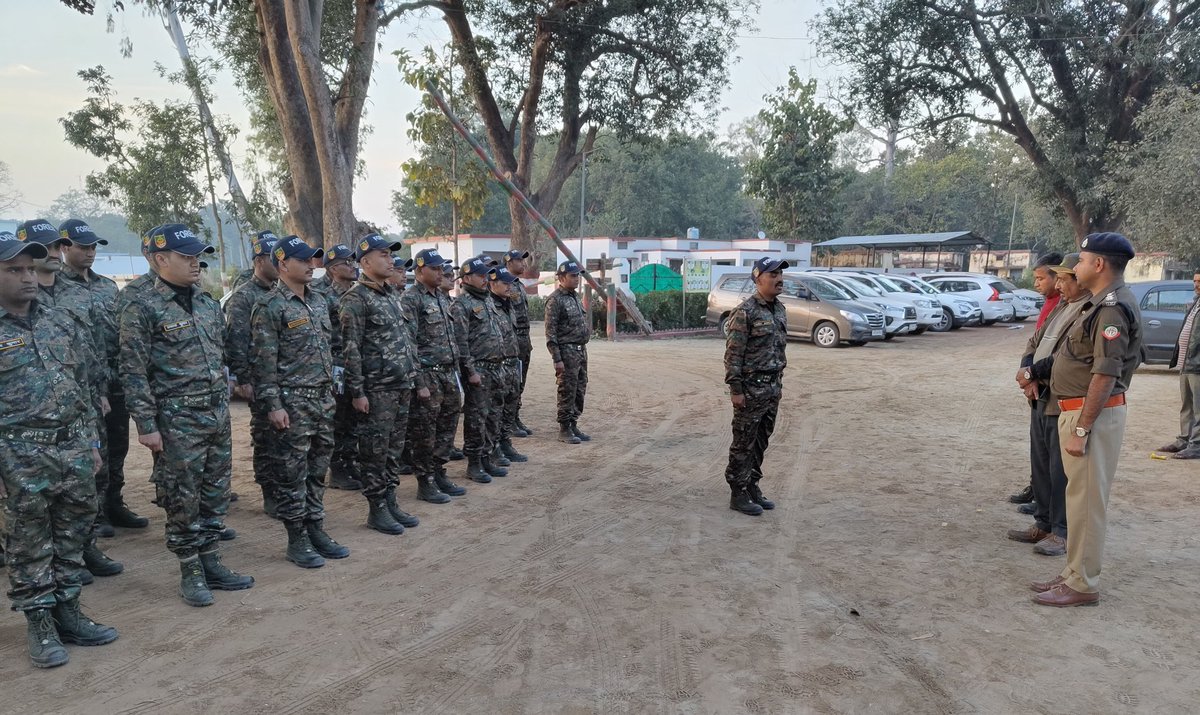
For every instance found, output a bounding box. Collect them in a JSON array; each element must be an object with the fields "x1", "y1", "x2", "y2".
[{"x1": 2, "y1": 322, "x2": 1198, "y2": 714}]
